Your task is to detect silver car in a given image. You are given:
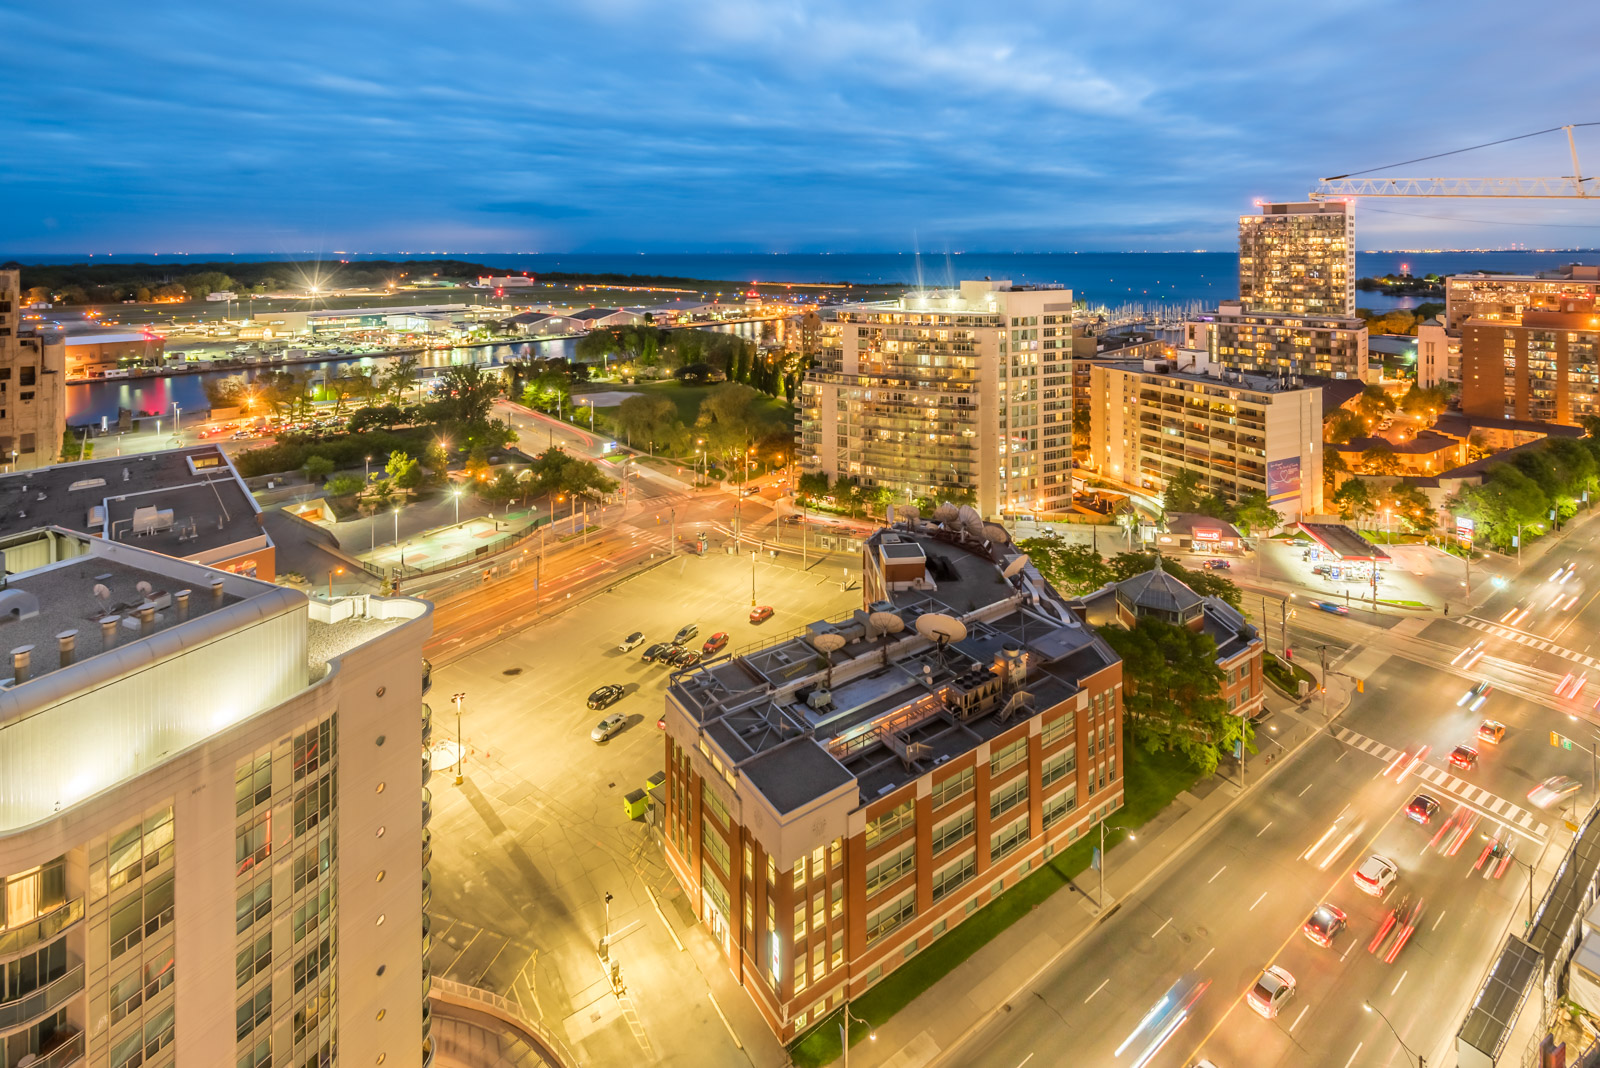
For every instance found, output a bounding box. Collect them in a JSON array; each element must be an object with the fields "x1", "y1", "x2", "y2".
[
  {"x1": 590, "y1": 713, "x2": 626, "y2": 743},
  {"x1": 1529, "y1": 775, "x2": 1582, "y2": 809}
]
